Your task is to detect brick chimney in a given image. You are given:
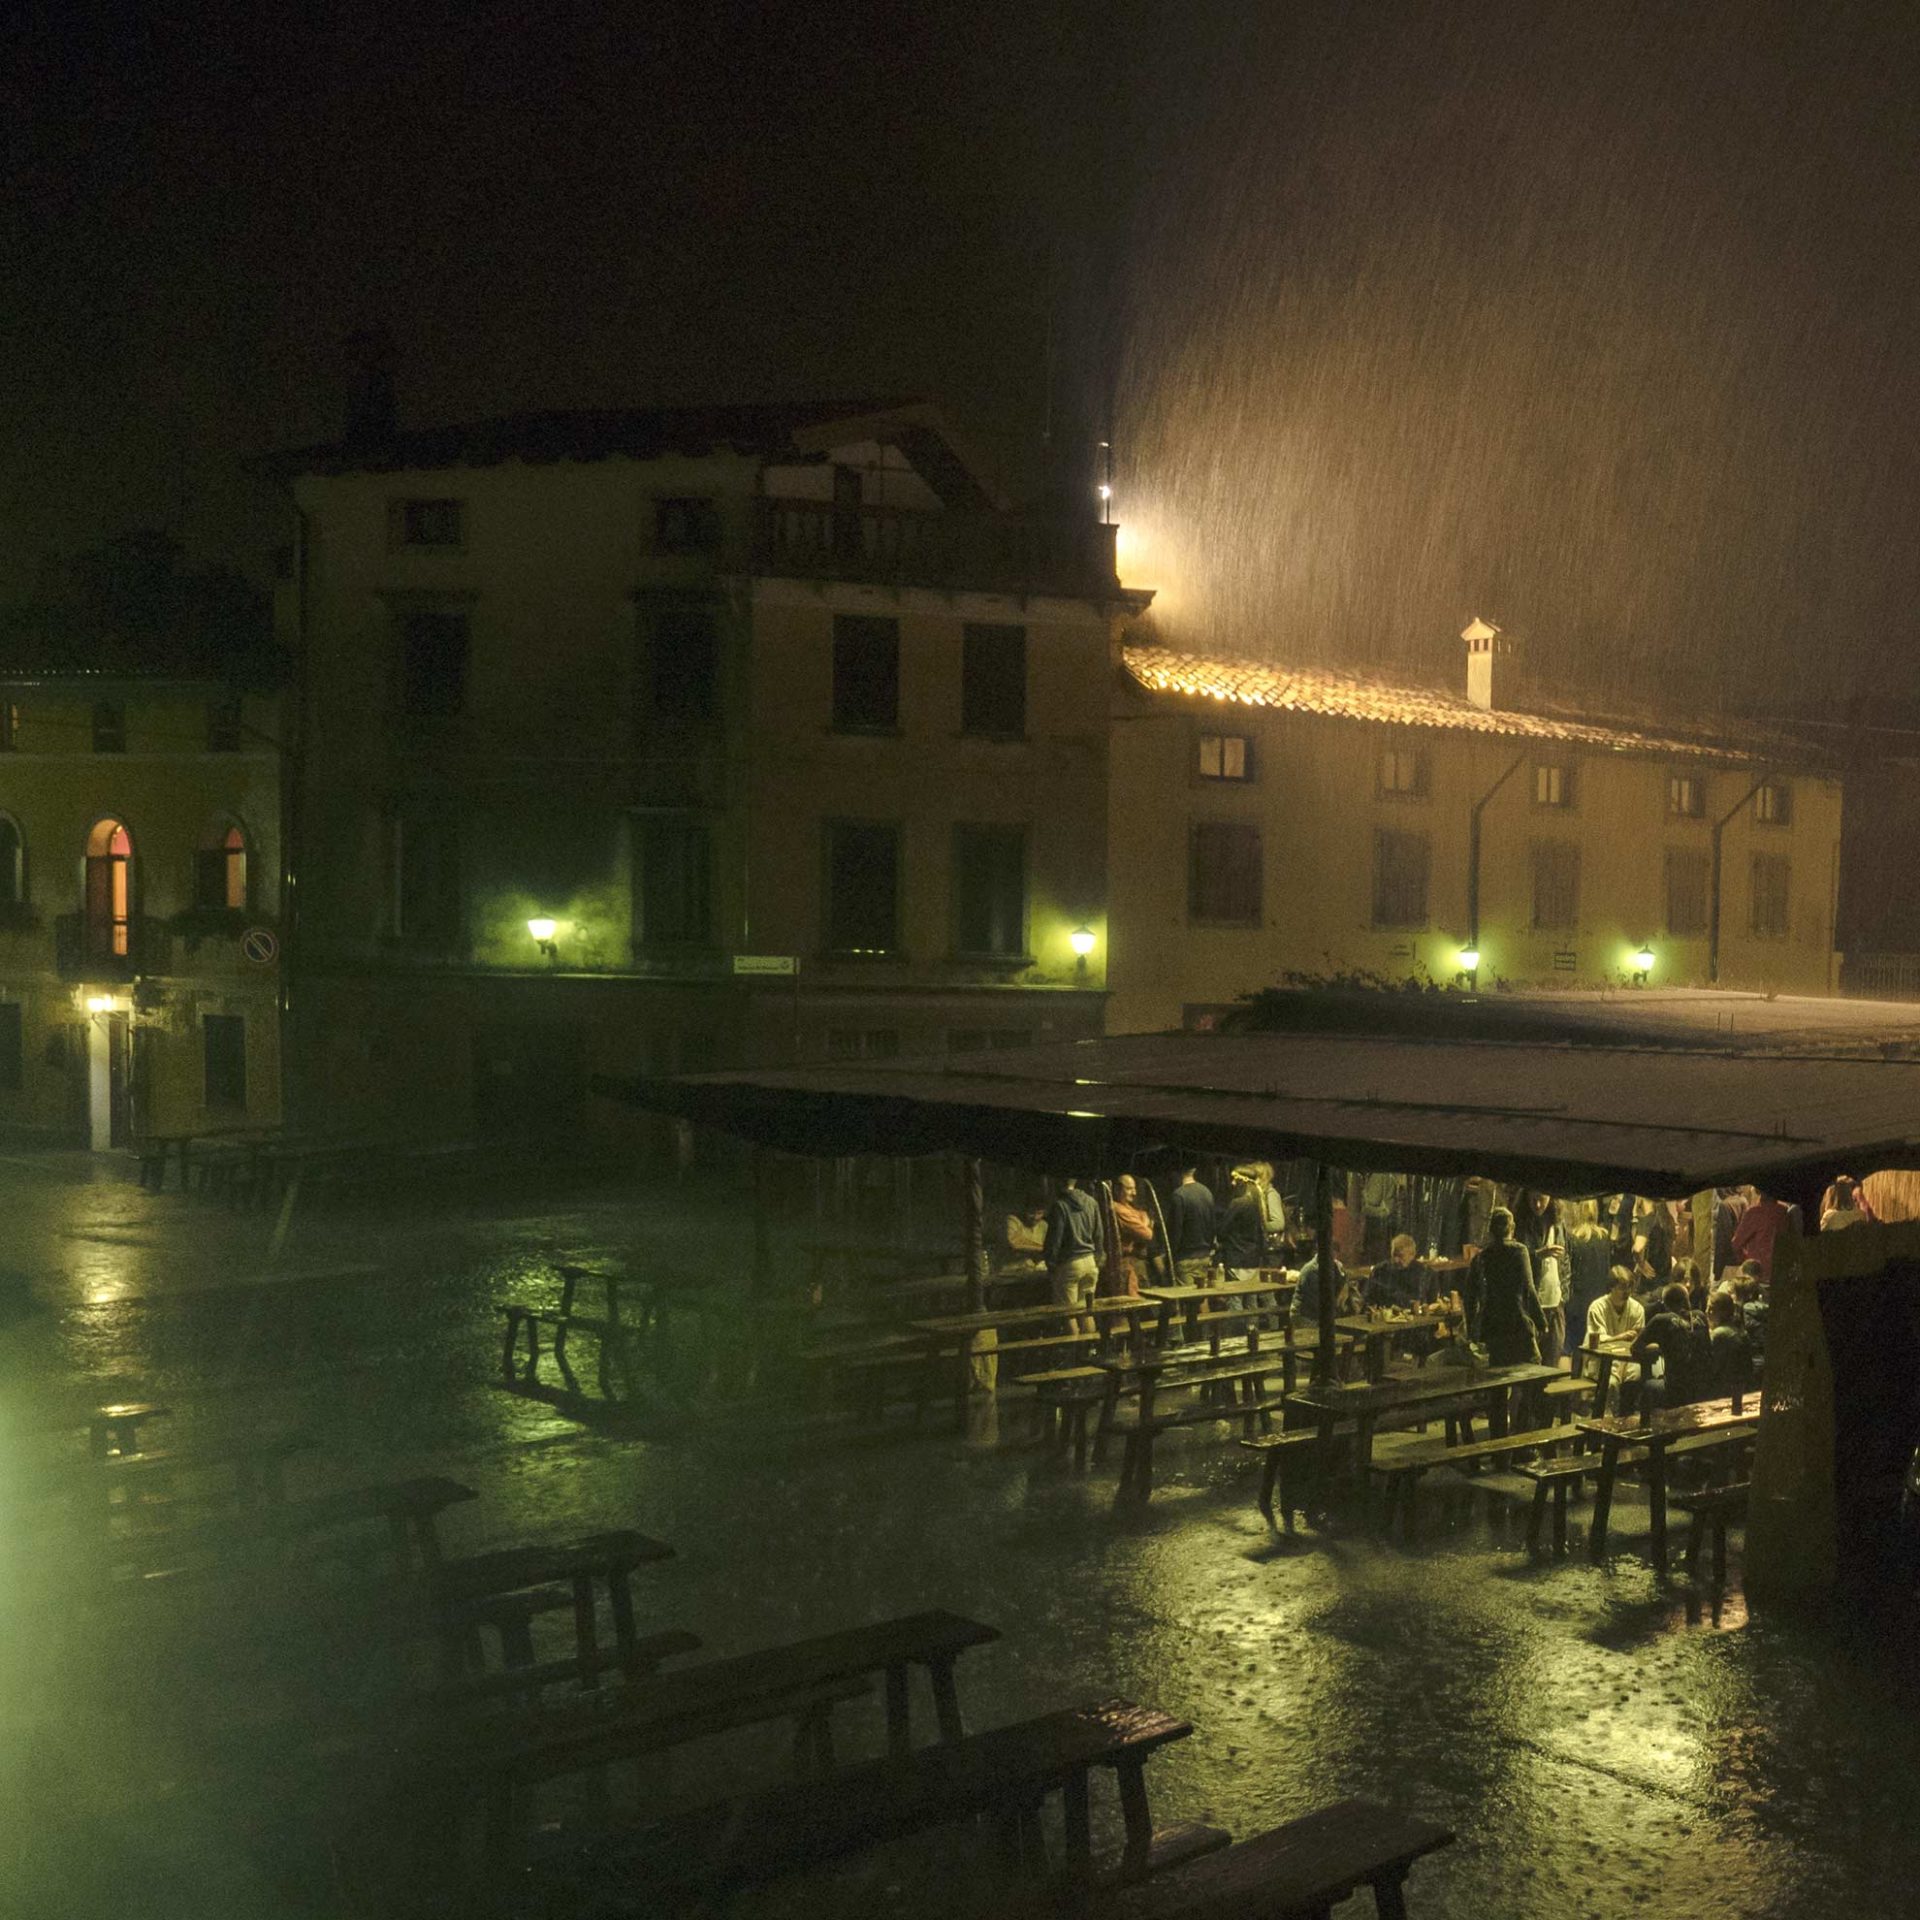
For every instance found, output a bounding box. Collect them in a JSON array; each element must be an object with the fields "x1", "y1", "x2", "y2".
[{"x1": 1462, "y1": 616, "x2": 1501, "y2": 711}]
